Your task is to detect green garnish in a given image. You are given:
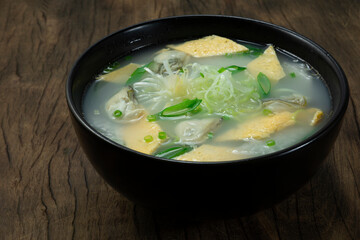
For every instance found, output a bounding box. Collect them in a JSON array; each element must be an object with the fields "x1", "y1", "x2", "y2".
[
  {"x1": 238, "y1": 46, "x2": 264, "y2": 57},
  {"x1": 113, "y1": 110, "x2": 123, "y2": 118},
  {"x1": 144, "y1": 135, "x2": 153, "y2": 143},
  {"x1": 207, "y1": 132, "x2": 214, "y2": 139},
  {"x1": 222, "y1": 115, "x2": 231, "y2": 120},
  {"x1": 257, "y1": 72, "x2": 271, "y2": 95},
  {"x1": 179, "y1": 68, "x2": 184, "y2": 73},
  {"x1": 158, "y1": 131, "x2": 167, "y2": 140},
  {"x1": 266, "y1": 139, "x2": 276, "y2": 146},
  {"x1": 218, "y1": 65, "x2": 246, "y2": 74},
  {"x1": 146, "y1": 114, "x2": 158, "y2": 122},
  {"x1": 262, "y1": 109, "x2": 273, "y2": 116},
  {"x1": 224, "y1": 47, "x2": 264, "y2": 58},
  {"x1": 124, "y1": 55, "x2": 132, "y2": 61},
  {"x1": 155, "y1": 146, "x2": 193, "y2": 159},
  {"x1": 218, "y1": 68, "x2": 226, "y2": 73},
  {"x1": 158, "y1": 98, "x2": 202, "y2": 118},
  {"x1": 200, "y1": 72, "x2": 204, "y2": 78},
  {"x1": 126, "y1": 61, "x2": 153, "y2": 85},
  {"x1": 245, "y1": 46, "x2": 264, "y2": 56},
  {"x1": 103, "y1": 61, "x2": 121, "y2": 74},
  {"x1": 190, "y1": 106, "x2": 202, "y2": 115},
  {"x1": 290, "y1": 72, "x2": 296, "y2": 78}
]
